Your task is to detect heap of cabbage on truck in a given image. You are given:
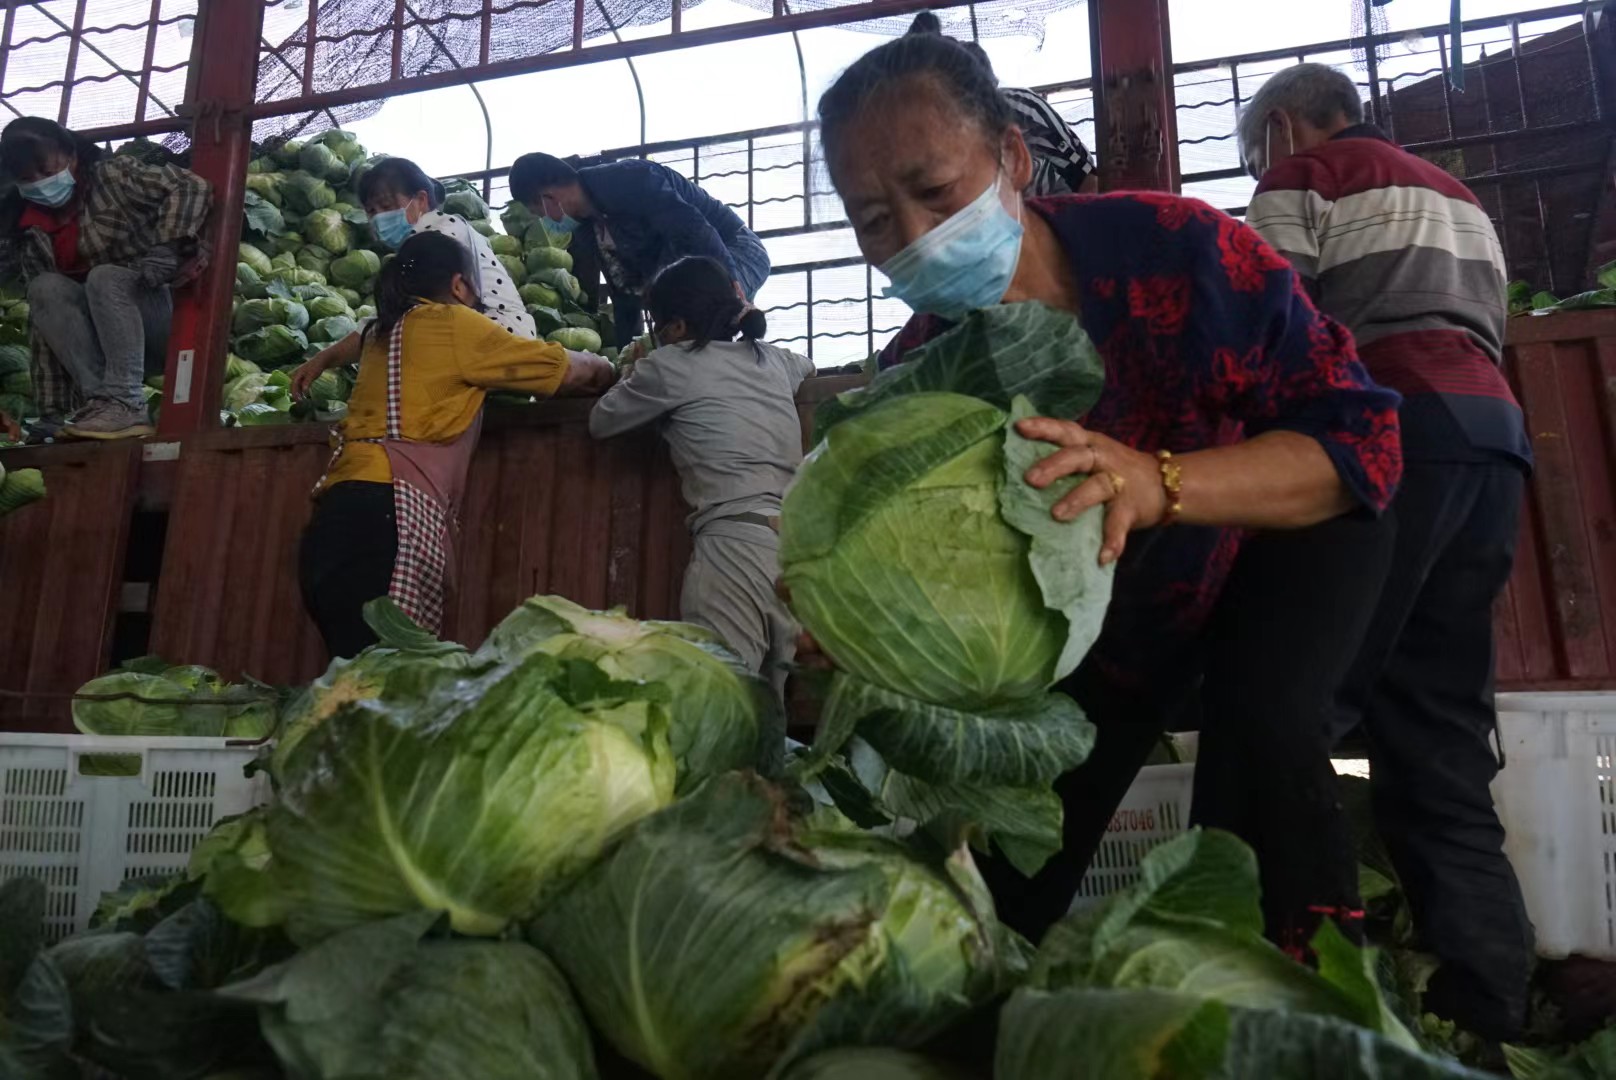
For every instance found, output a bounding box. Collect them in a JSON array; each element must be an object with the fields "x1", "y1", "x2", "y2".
[{"x1": 2, "y1": 130, "x2": 611, "y2": 433}]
